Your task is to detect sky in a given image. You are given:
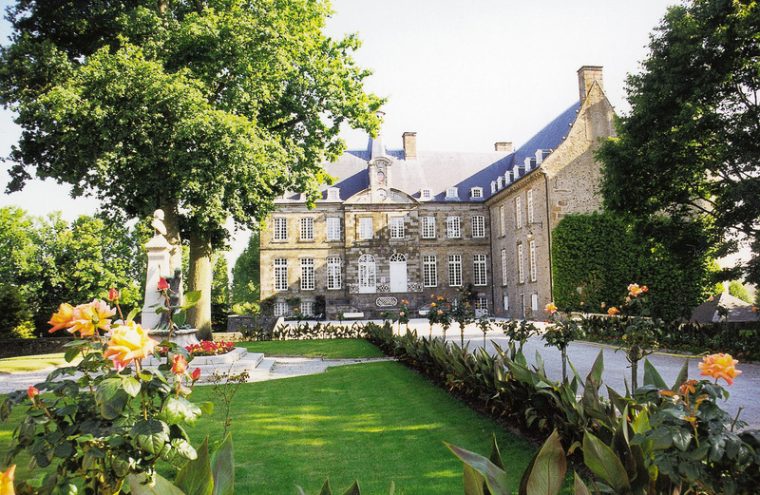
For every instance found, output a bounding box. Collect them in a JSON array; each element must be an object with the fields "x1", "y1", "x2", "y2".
[{"x1": 0, "y1": 0, "x2": 677, "y2": 264}]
